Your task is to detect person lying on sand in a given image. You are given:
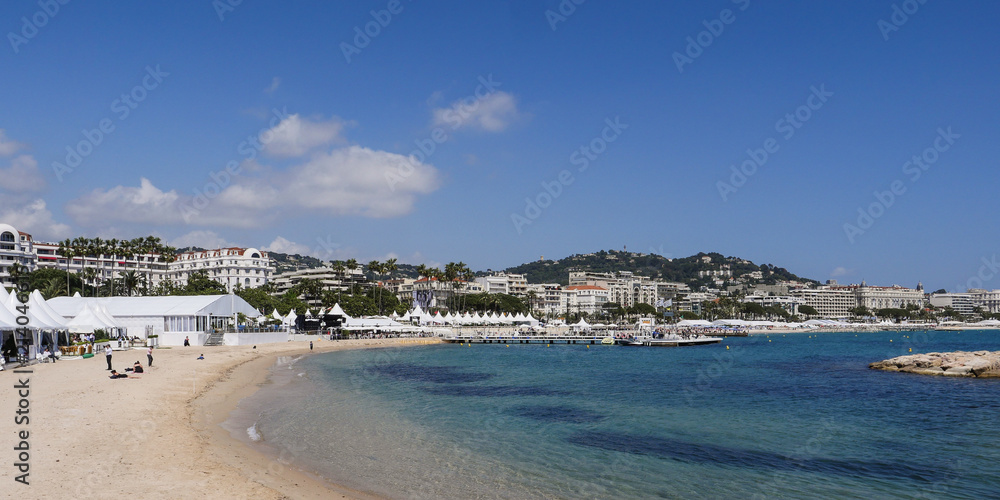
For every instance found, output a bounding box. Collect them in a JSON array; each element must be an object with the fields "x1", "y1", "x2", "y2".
[{"x1": 109, "y1": 370, "x2": 129, "y2": 379}]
